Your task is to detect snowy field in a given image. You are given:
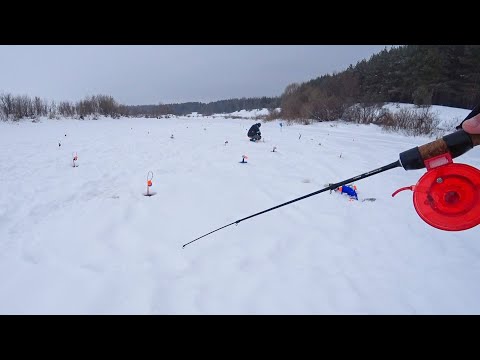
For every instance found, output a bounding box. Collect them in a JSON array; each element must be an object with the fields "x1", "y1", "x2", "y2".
[{"x1": 0, "y1": 108, "x2": 479, "y2": 314}]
